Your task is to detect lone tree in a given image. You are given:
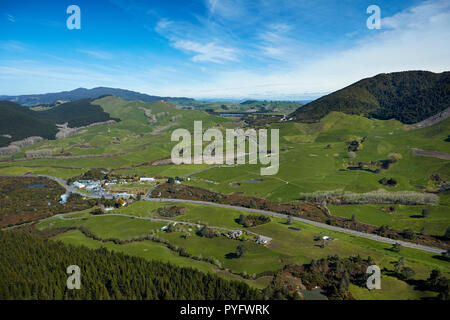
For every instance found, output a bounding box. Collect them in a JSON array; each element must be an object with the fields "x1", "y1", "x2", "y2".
[
  {"x1": 439, "y1": 250, "x2": 450, "y2": 262},
  {"x1": 166, "y1": 223, "x2": 176, "y2": 233},
  {"x1": 444, "y1": 227, "x2": 450, "y2": 240},
  {"x1": 394, "y1": 257, "x2": 405, "y2": 273},
  {"x1": 400, "y1": 267, "x2": 415, "y2": 280},
  {"x1": 236, "y1": 245, "x2": 248, "y2": 258},
  {"x1": 286, "y1": 216, "x2": 293, "y2": 225},
  {"x1": 422, "y1": 209, "x2": 430, "y2": 218},
  {"x1": 391, "y1": 243, "x2": 402, "y2": 252}
]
